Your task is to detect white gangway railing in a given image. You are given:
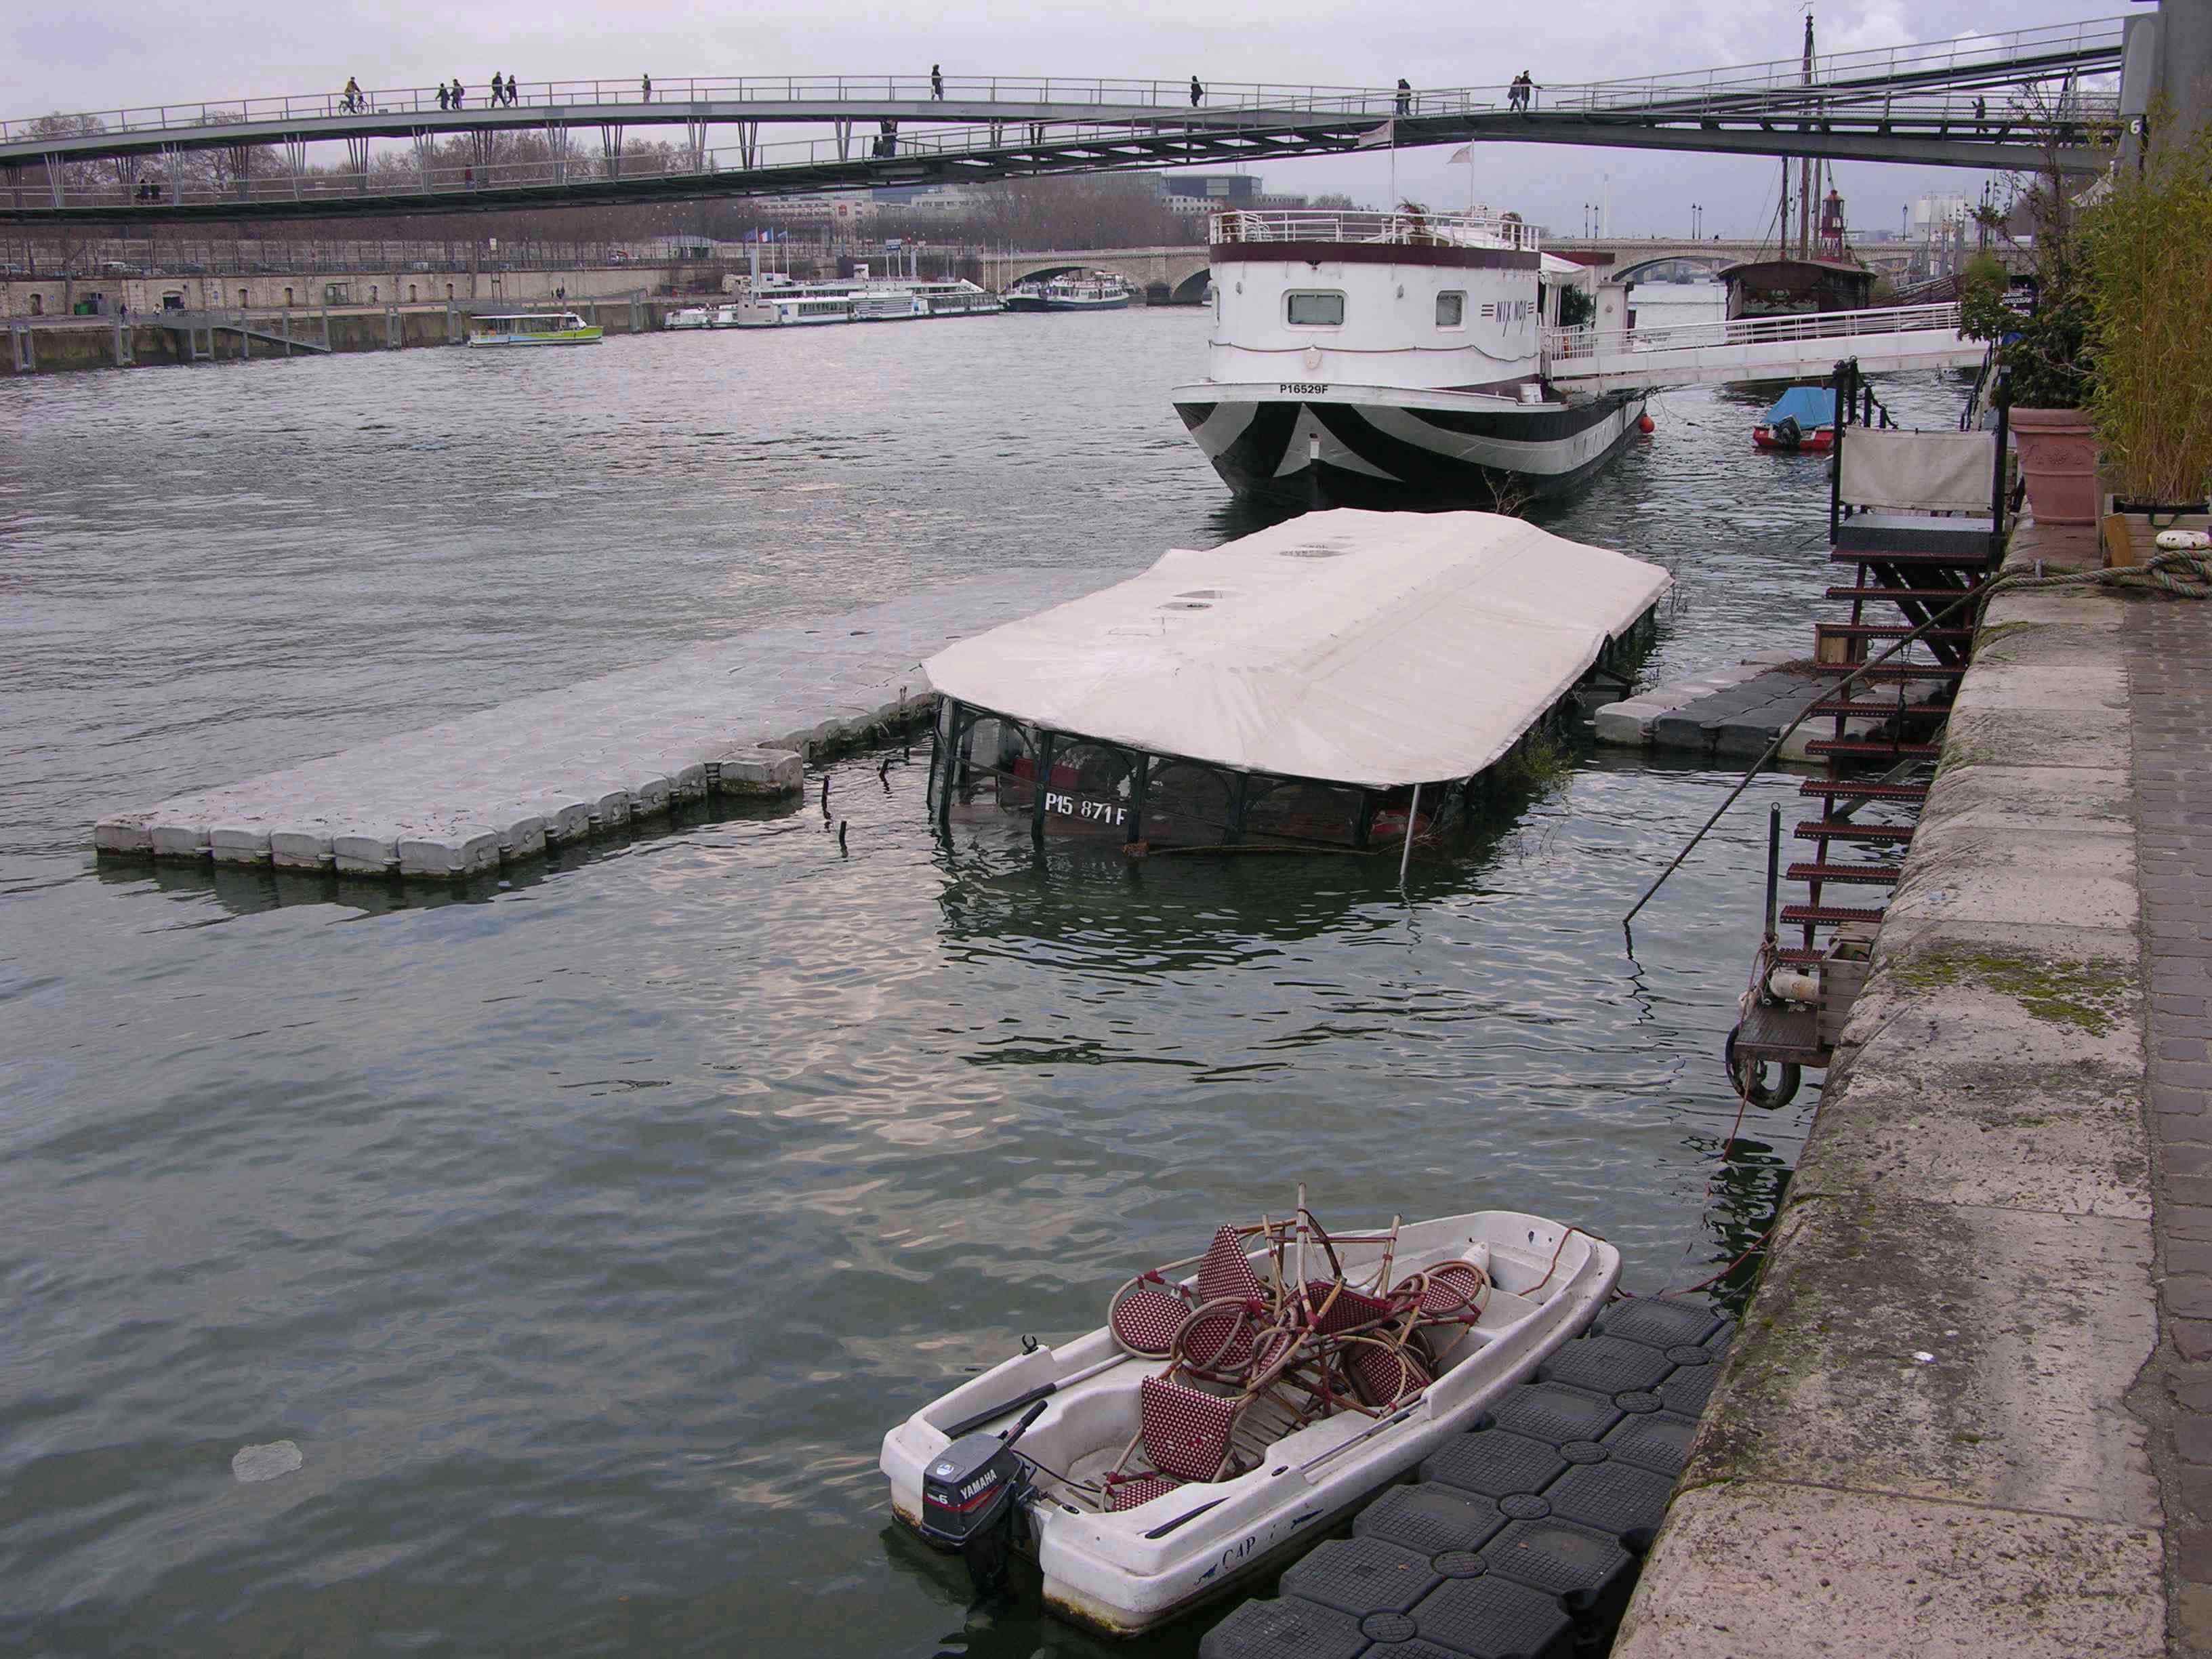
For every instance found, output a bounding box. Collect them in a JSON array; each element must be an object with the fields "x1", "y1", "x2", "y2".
[{"x1": 1547, "y1": 301, "x2": 1963, "y2": 364}]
